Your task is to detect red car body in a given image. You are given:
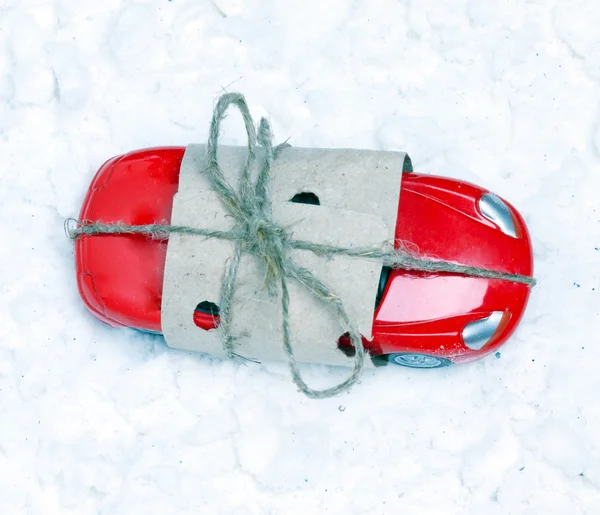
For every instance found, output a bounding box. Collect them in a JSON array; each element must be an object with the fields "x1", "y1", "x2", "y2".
[{"x1": 74, "y1": 147, "x2": 534, "y2": 368}]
